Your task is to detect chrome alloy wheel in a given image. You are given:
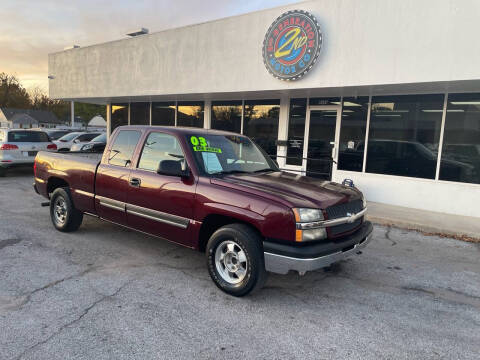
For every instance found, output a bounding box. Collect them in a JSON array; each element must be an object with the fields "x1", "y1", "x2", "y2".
[
  {"x1": 215, "y1": 240, "x2": 248, "y2": 284},
  {"x1": 53, "y1": 197, "x2": 67, "y2": 225}
]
